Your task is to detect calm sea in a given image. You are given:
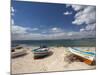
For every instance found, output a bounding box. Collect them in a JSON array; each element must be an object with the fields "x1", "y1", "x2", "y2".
[{"x1": 11, "y1": 38, "x2": 96, "y2": 47}]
